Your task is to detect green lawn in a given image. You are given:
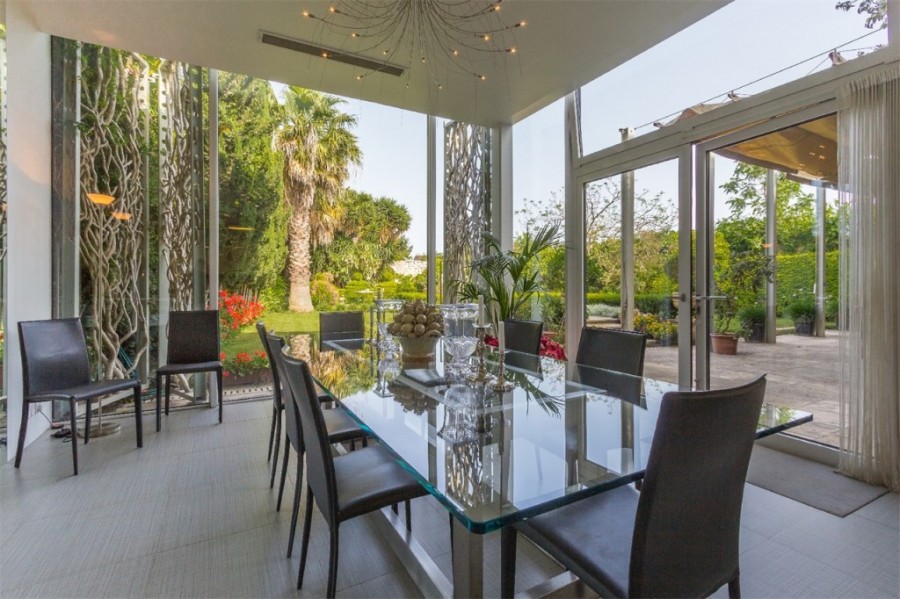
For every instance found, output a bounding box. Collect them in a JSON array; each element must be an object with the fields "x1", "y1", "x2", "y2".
[{"x1": 220, "y1": 310, "x2": 374, "y2": 356}]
